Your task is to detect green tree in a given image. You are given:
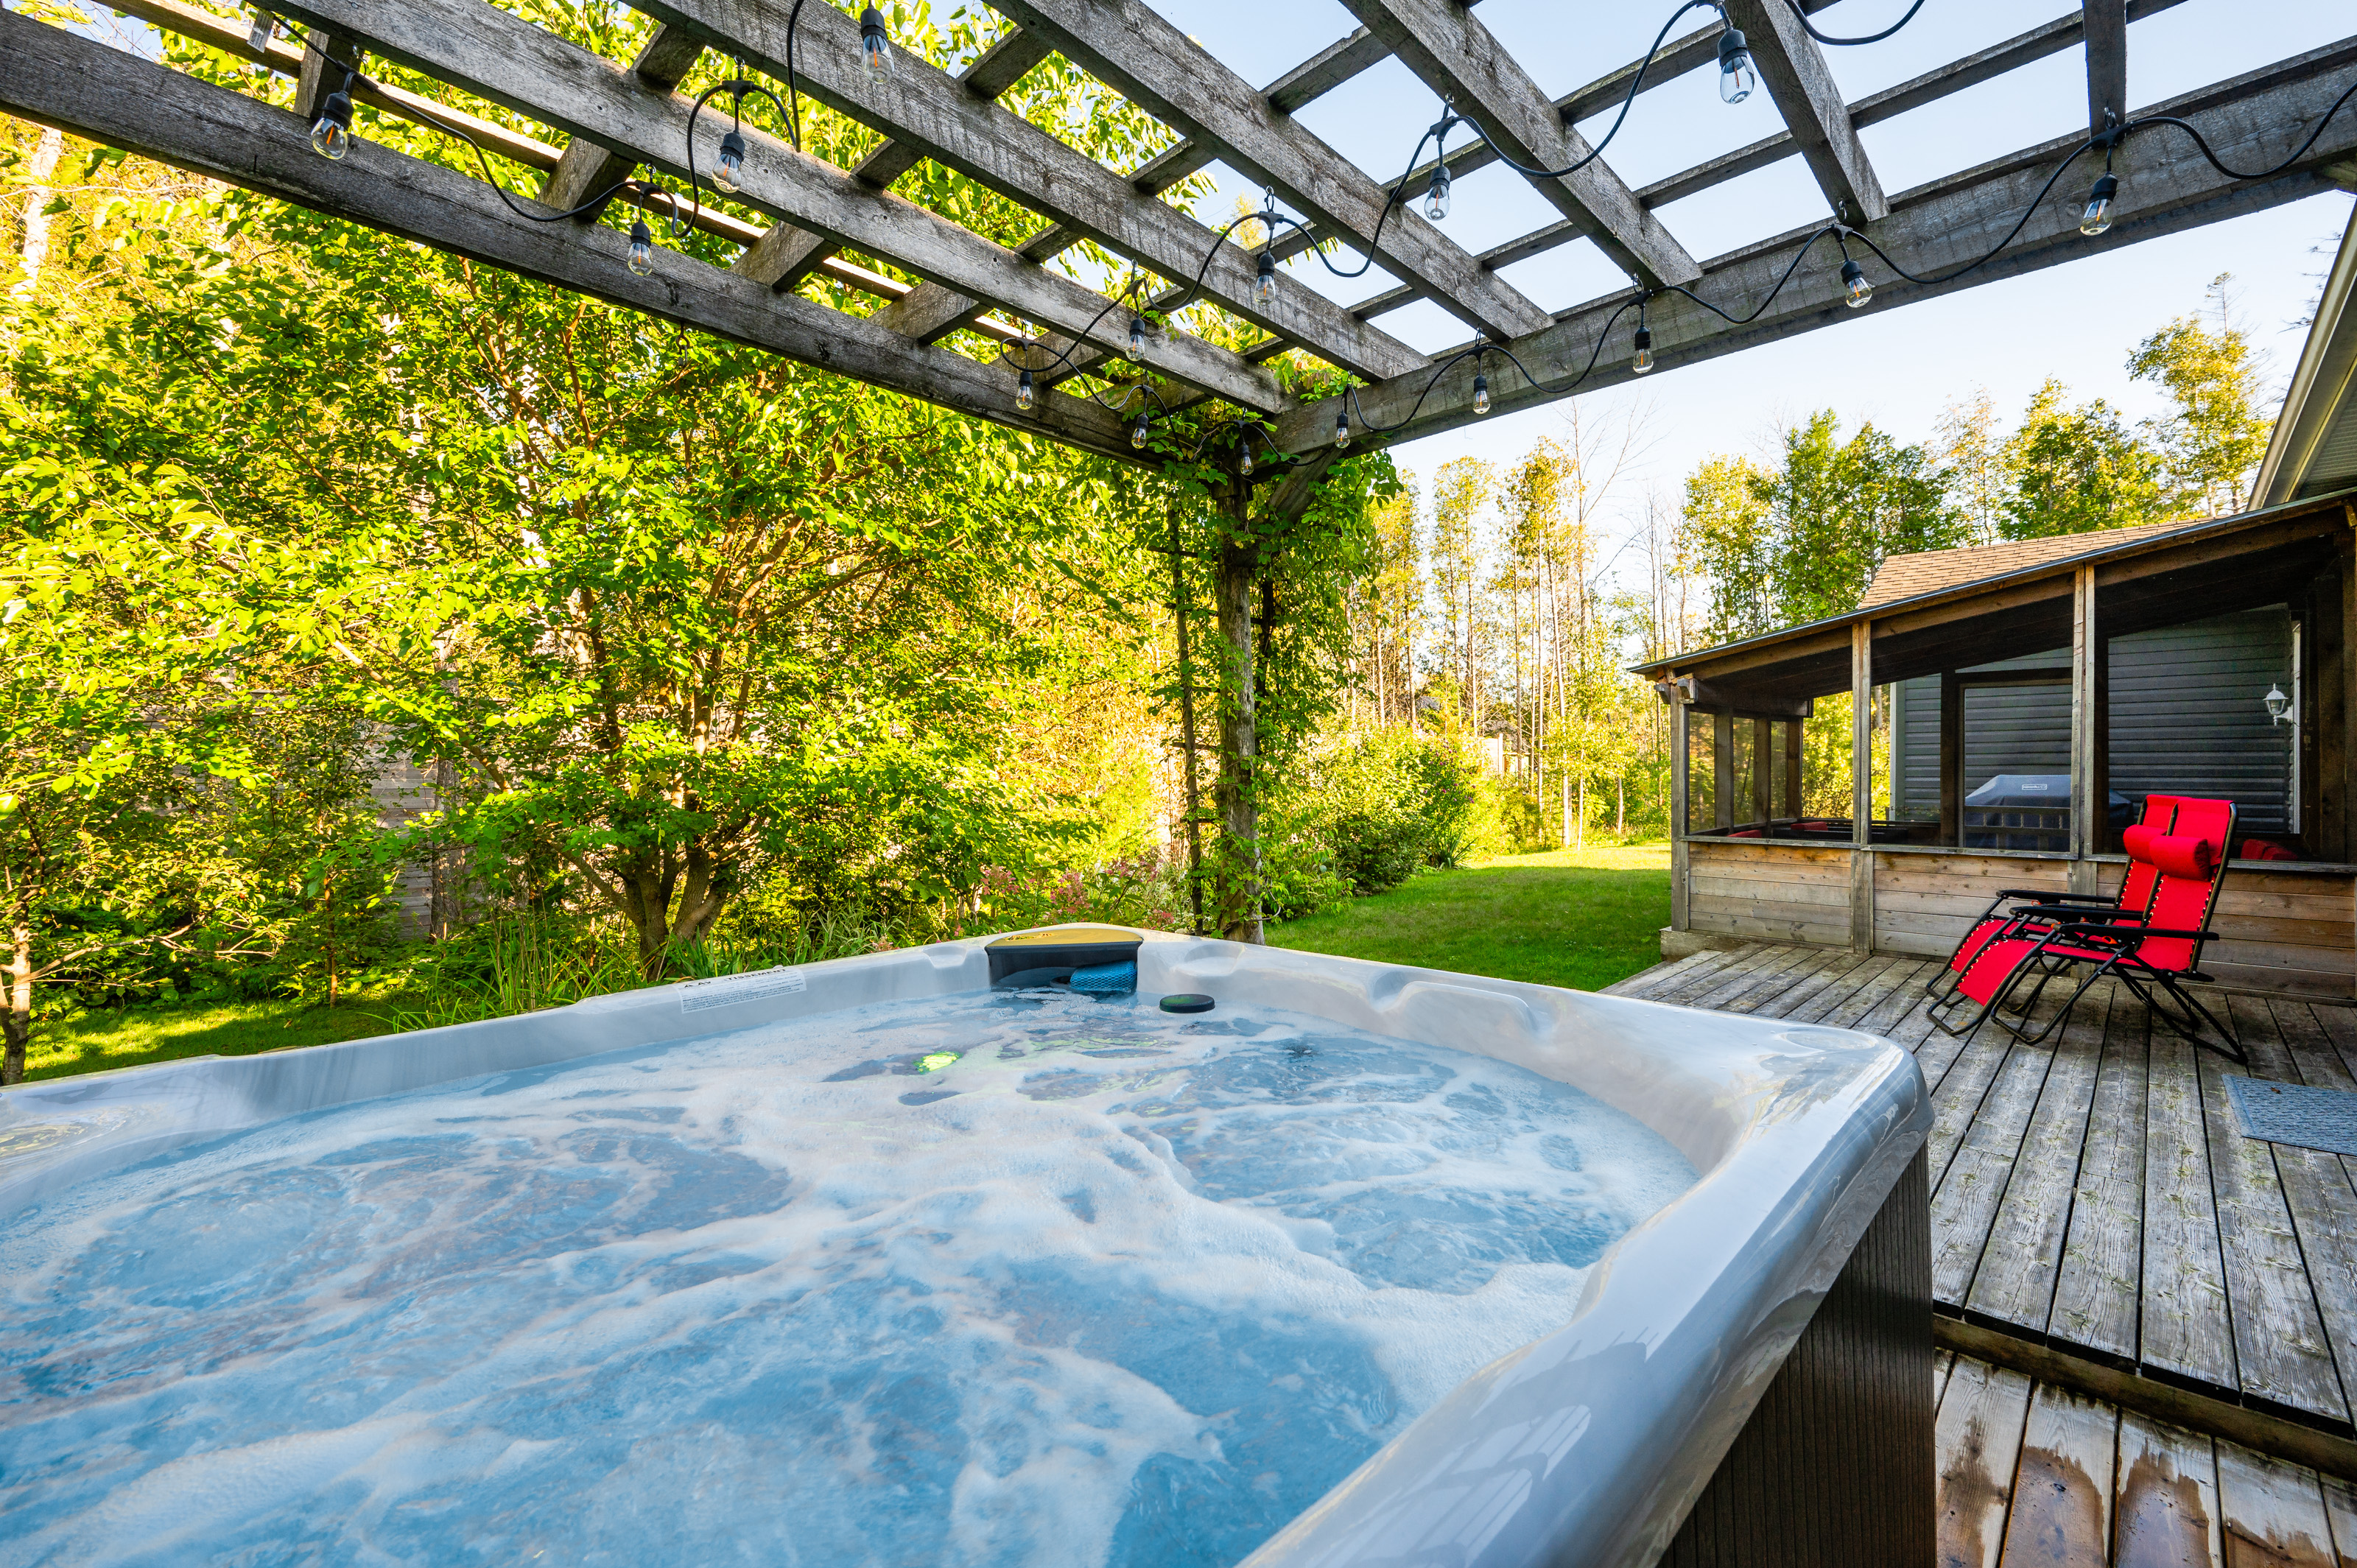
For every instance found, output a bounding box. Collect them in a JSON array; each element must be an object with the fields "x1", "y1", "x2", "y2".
[
  {"x1": 1998, "y1": 379, "x2": 2173, "y2": 539},
  {"x1": 2128, "y1": 274, "x2": 2275, "y2": 516}
]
